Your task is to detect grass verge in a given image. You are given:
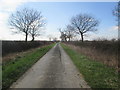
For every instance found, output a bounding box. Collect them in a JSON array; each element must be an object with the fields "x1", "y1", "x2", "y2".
[
  {"x1": 2, "y1": 43, "x2": 55, "y2": 89},
  {"x1": 61, "y1": 43, "x2": 118, "y2": 89}
]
